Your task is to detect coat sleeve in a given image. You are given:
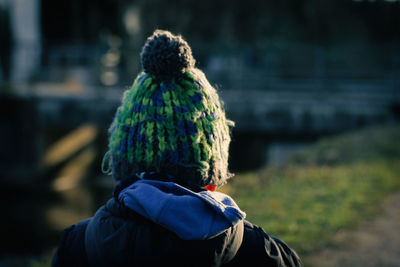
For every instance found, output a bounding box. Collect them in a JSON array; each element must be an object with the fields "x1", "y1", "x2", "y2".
[
  {"x1": 225, "y1": 220, "x2": 303, "y2": 267},
  {"x1": 52, "y1": 219, "x2": 91, "y2": 267}
]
